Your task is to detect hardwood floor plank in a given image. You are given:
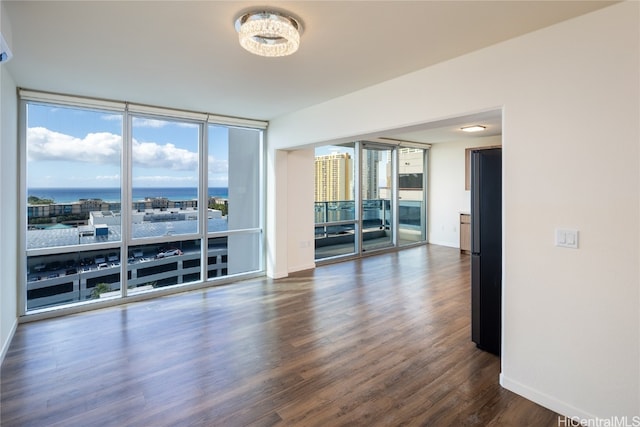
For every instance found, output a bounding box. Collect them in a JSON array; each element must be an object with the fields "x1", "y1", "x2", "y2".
[{"x1": 1, "y1": 244, "x2": 559, "y2": 426}]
